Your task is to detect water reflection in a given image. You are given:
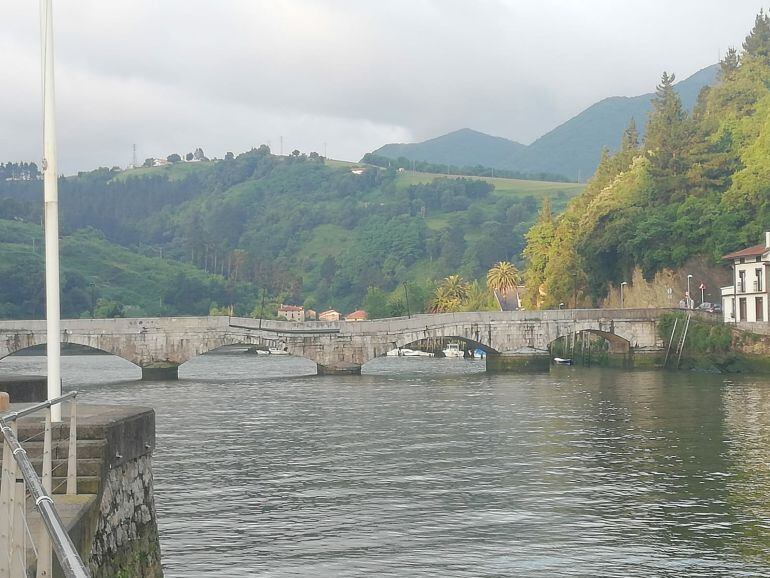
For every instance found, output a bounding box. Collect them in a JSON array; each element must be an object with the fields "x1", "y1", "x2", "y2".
[{"x1": 1, "y1": 353, "x2": 769, "y2": 577}]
